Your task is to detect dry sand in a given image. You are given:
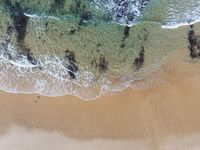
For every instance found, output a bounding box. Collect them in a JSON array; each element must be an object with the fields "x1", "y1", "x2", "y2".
[{"x1": 1, "y1": 54, "x2": 200, "y2": 150}]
